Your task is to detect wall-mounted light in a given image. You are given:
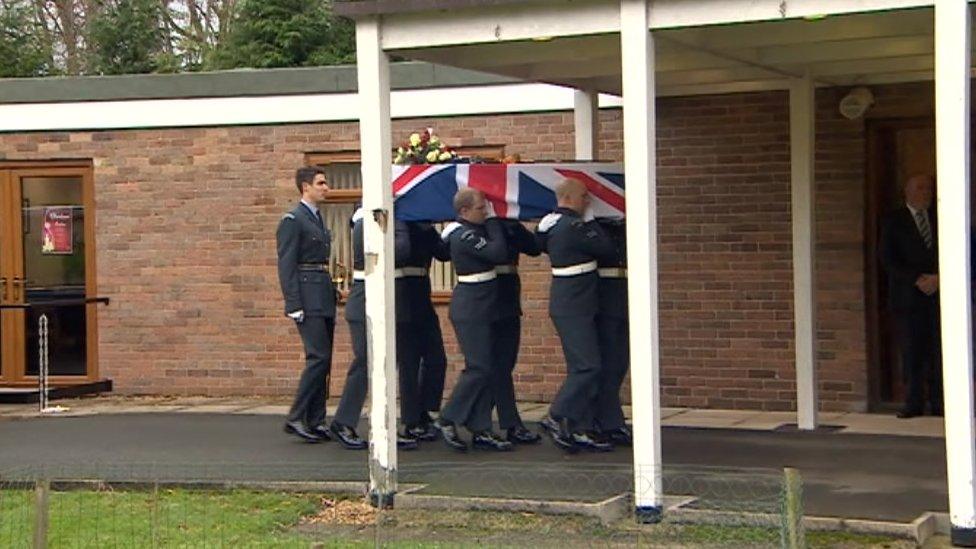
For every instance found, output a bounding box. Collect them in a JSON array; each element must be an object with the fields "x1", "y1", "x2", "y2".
[{"x1": 839, "y1": 86, "x2": 874, "y2": 120}]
